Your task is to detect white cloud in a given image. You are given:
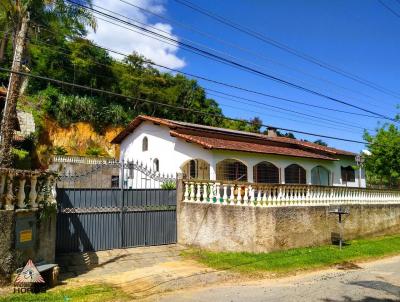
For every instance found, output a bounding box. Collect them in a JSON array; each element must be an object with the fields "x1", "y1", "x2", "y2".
[{"x1": 87, "y1": 0, "x2": 186, "y2": 69}]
